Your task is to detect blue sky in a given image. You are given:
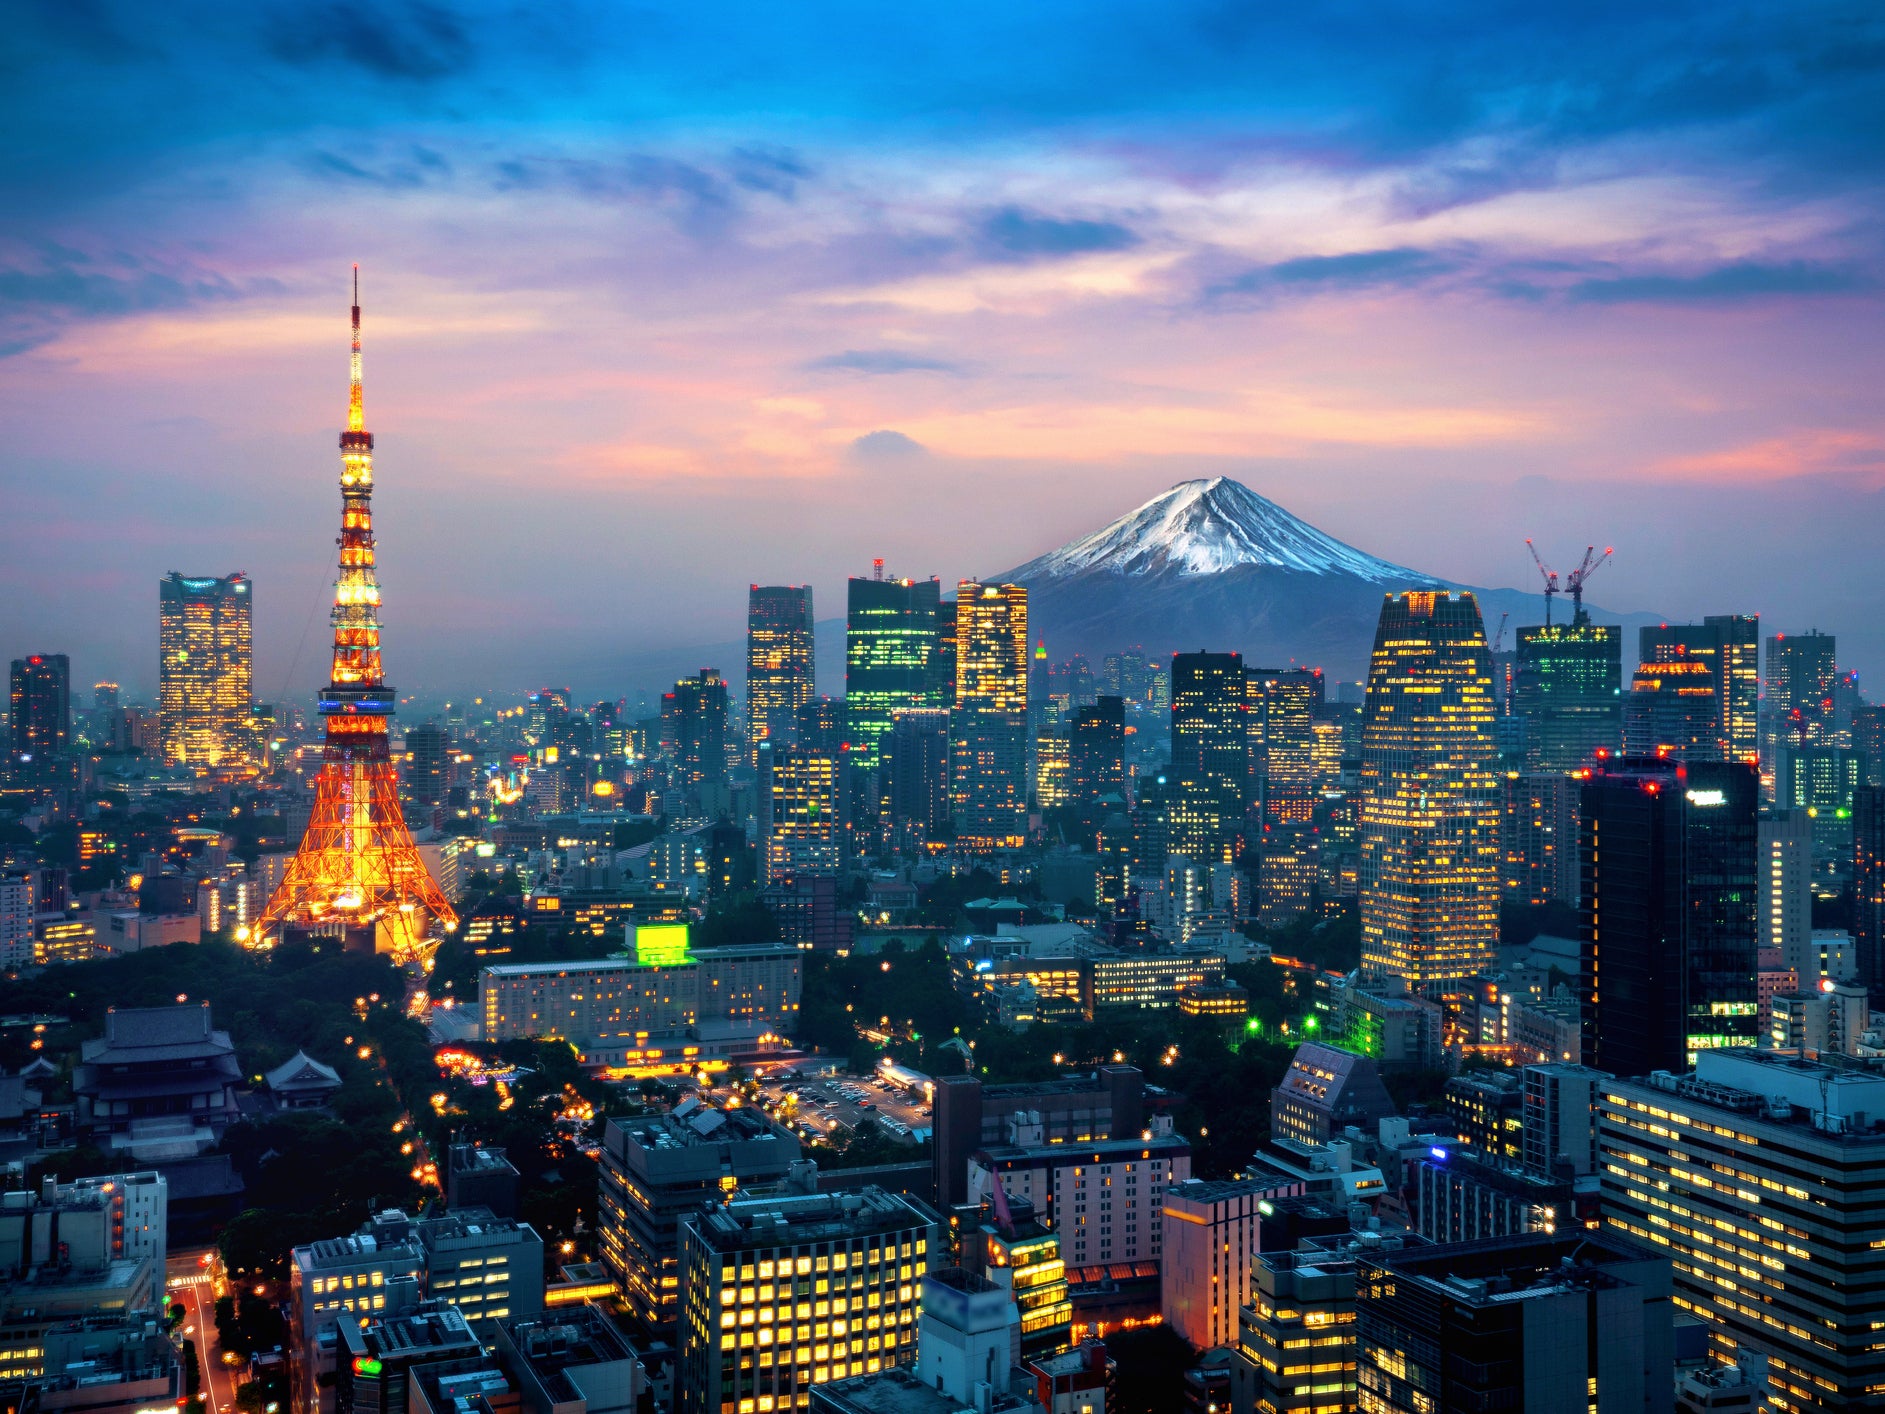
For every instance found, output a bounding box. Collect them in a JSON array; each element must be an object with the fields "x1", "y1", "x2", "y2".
[{"x1": 5, "y1": 0, "x2": 1885, "y2": 696}]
